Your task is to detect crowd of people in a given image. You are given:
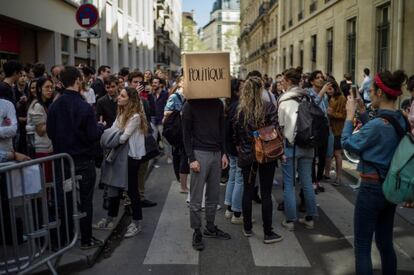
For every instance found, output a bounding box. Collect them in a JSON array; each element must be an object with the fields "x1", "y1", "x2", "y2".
[{"x1": 1, "y1": 59, "x2": 414, "y2": 275}]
